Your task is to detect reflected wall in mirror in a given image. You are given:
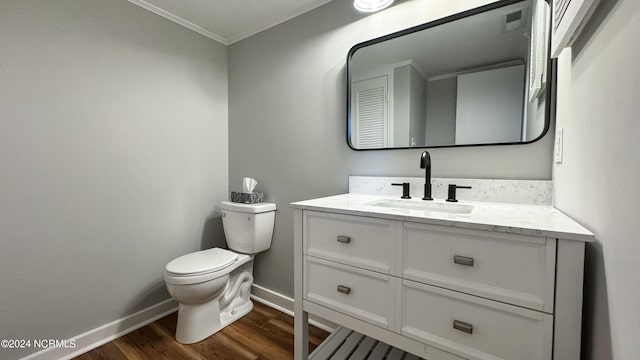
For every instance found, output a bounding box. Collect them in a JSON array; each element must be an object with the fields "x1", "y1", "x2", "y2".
[{"x1": 347, "y1": 0, "x2": 552, "y2": 150}]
